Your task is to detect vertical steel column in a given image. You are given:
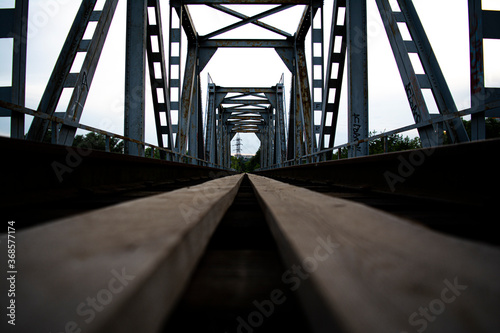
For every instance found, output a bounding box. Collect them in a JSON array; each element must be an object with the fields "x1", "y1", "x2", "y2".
[
  {"x1": 0, "y1": 0, "x2": 28, "y2": 139},
  {"x1": 259, "y1": 123, "x2": 268, "y2": 168},
  {"x1": 220, "y1": 112, "x2": 230, "y2": 168},
  {"x1": 268, "y1": 107, "x2": 275, "y2": 165},
  {"x1": 469, "y1": 0, "x2": 485, "y2": 140},
  {"x1": 217, "y1": 108, "x2": 224, "y2": 167},
  {"x1": 287, "y1": 73, "x2": 297, "y2": 161},
  {"x1": 275, "y1": 84, "x2": 286, "y2": 164},
  {"x1": 197, "y1": 80, "x2": 204, "y2": 159},
  {"x1": 292, "y1": 75, "x2": 304, "y2": 162},
  {"x1": 263, "y1": 112, "x2": 272, "y2": 167},
  {"x1": 311, "y1": 4, "x2": 324, "y2": 154},
  {"x1": 347, "y1": 0, "x2": 369, "y2": 157},
  {"x1": 205, "y1": 83, "x2": 216, "y2": 164},
  {"x1": 178, "y1": 45, "x2": 198, "y2": 155},
  {"x1": 468, "y1": 0, "x2": 500, "y2": 140},
  {"x1": 124, "y1": 0, "x2": 147, "y2": 156},
  {"x1": 295, "y1": 47, "x2": 314, "y2": 159},
  {"x1": 187, "y1": 76, "x2": 202, "y2": 161},
  {"x1": 224, "y1": 122, "x2": 232, "y2": 168}
]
